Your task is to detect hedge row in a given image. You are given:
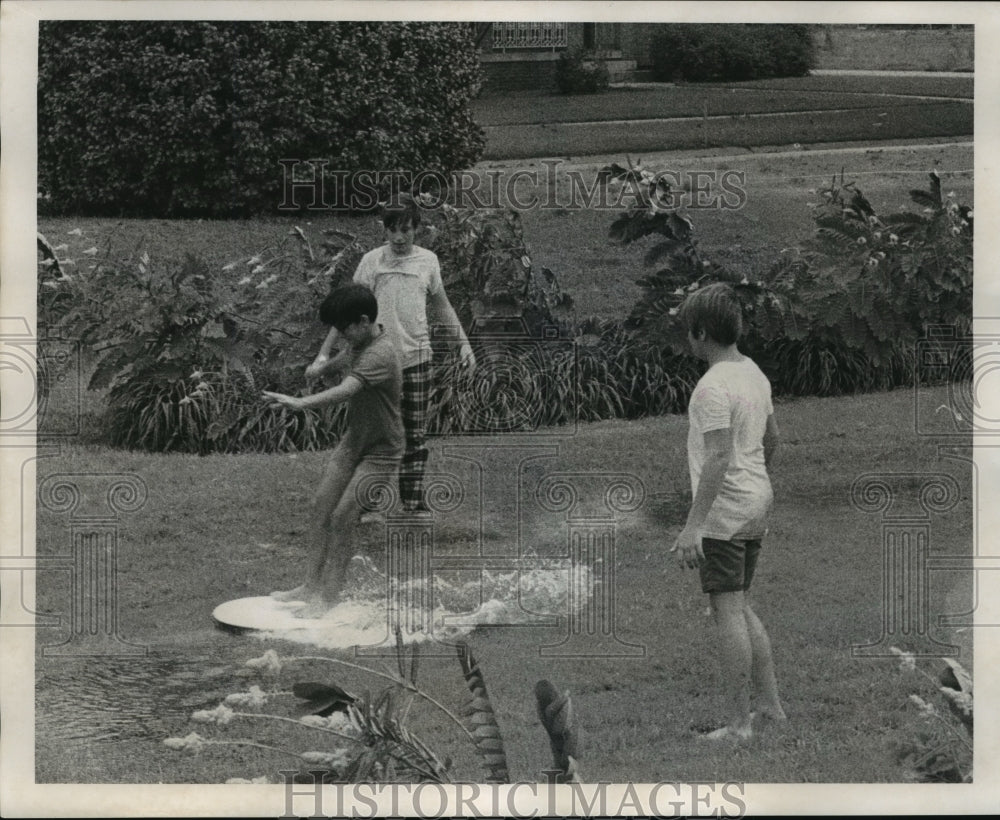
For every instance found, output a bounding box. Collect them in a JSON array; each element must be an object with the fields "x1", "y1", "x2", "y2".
[
  {"x1": 650, "y1": 24, "x2": 815, "y2": 83},
  {"x1": 38, "y1": 21, "x2": 485, "y2": 217}
]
